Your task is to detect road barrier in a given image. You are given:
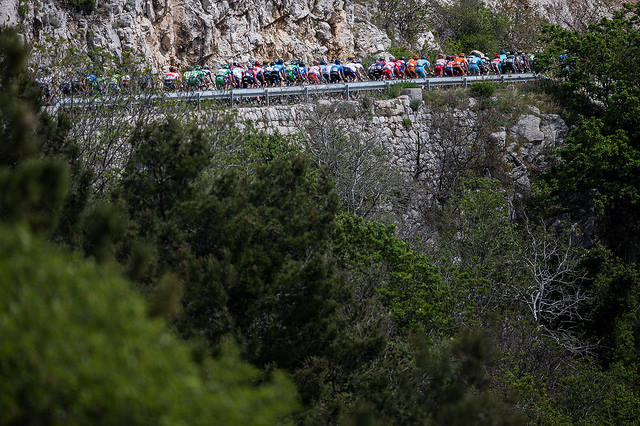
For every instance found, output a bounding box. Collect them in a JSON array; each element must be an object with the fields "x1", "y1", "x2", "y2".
[{"x1": 53, "y1": 73, "x2": 540, "y2": 109}]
